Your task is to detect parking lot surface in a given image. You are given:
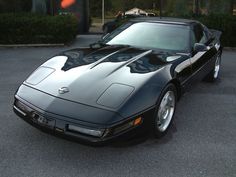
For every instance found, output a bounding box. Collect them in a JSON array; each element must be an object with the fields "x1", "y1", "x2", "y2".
[{"x1": 0, "y1": 35, "x2": 236, "y2": 177}]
